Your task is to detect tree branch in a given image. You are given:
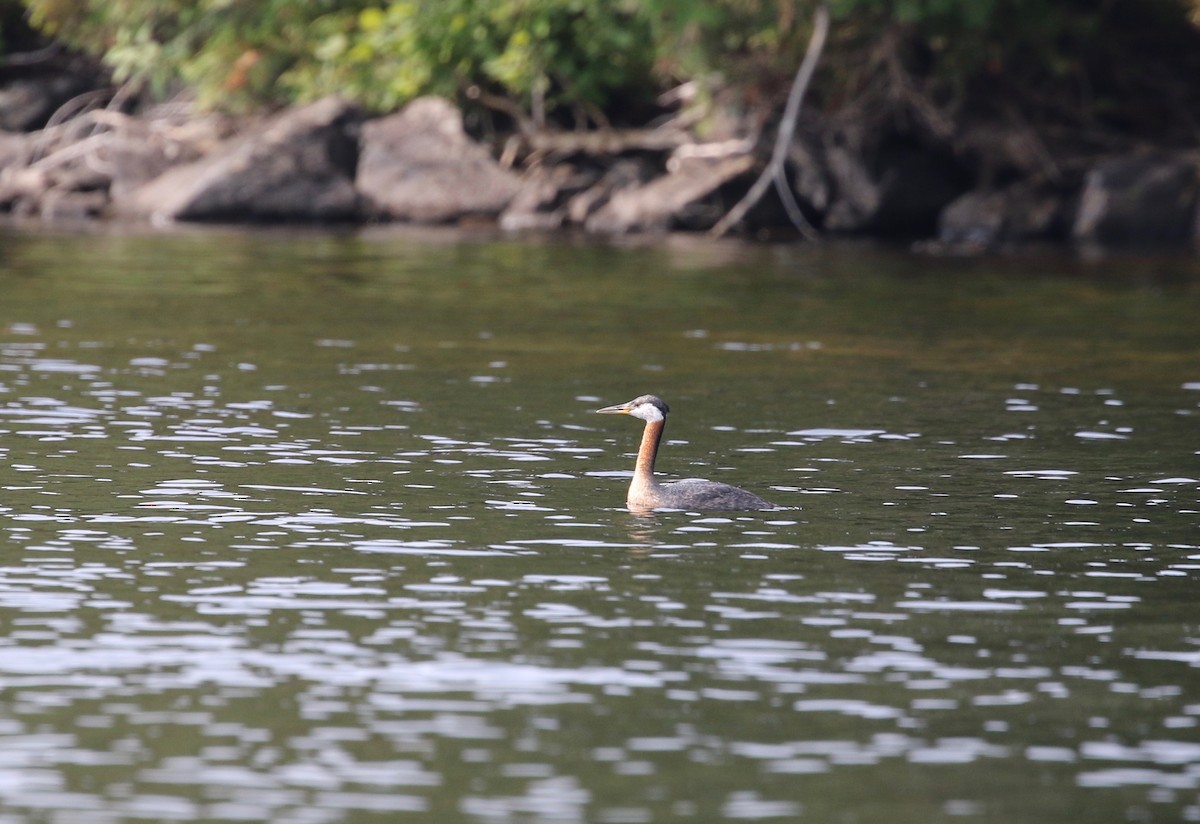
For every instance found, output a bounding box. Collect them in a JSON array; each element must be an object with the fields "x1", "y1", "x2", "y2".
[{"x1": 710, "y1": 3, "x2": 830, "y2": 239}]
